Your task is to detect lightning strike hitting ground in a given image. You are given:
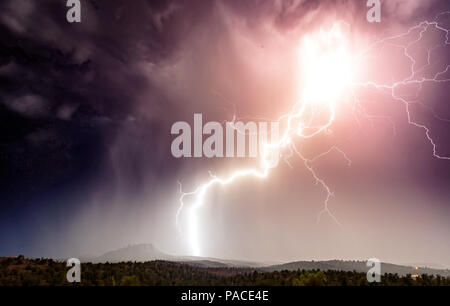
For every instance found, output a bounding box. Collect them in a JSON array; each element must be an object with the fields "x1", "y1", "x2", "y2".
[{"x1": 176, "y1": 13, "x2": 450, "y2": 257}]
